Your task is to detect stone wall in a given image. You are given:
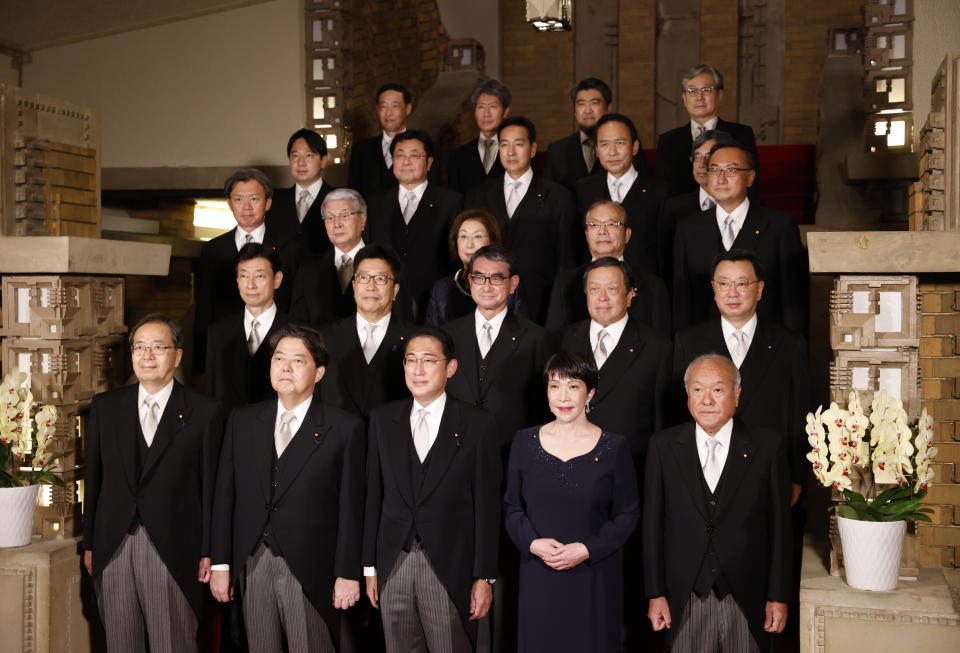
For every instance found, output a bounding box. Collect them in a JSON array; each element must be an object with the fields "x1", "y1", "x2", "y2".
[
  {"x1": 617, "y1": 0, "x2": 657, "y2": 149},
  {"x1": 700, "y1": 0, "x2": 740, "y2": 121},
  {"x1": 919, "y1": 278, "x2": 960, "y2": 567}
]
